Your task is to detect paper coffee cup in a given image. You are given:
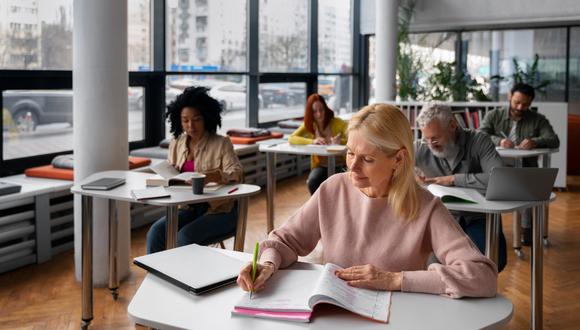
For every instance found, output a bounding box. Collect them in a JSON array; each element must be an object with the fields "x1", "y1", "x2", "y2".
[{"x1": 192, "y1": 173, "x2": 206, "y2": 194}]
